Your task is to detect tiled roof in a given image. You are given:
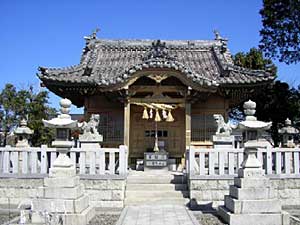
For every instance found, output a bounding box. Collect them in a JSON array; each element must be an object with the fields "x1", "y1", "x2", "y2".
[{"x1": 38, "y1": 36, "x2": 274, "y2": 90}]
